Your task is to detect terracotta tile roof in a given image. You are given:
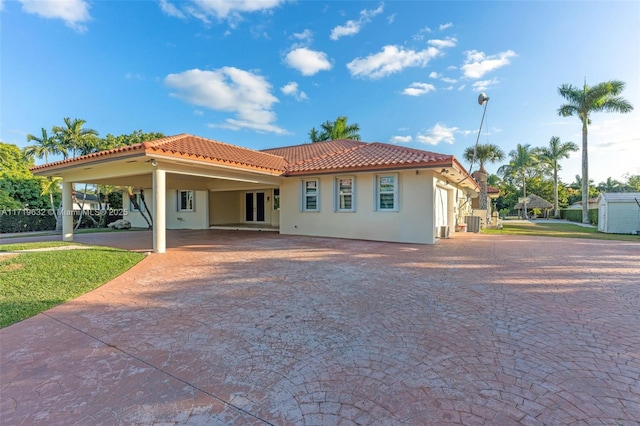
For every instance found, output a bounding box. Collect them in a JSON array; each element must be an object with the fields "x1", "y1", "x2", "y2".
[
  {"x1": 31, "y1": 133, "x2": 287, "y2": 173},
  {"x1": 141, "y1": 134, "x2": 287, "y2": 172},
  {"x1": 265, "y1": 140, "x2": 454, "y2": 175},
  {"x1": 30, "y1": 135, "x2": 470, "y2": 182},
  {"x1": 262, "y1": 139, "x2": 366, "y2": 164},
  {"x1": 487, "y1": 185, "x2": 500, "y2": 194}
]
